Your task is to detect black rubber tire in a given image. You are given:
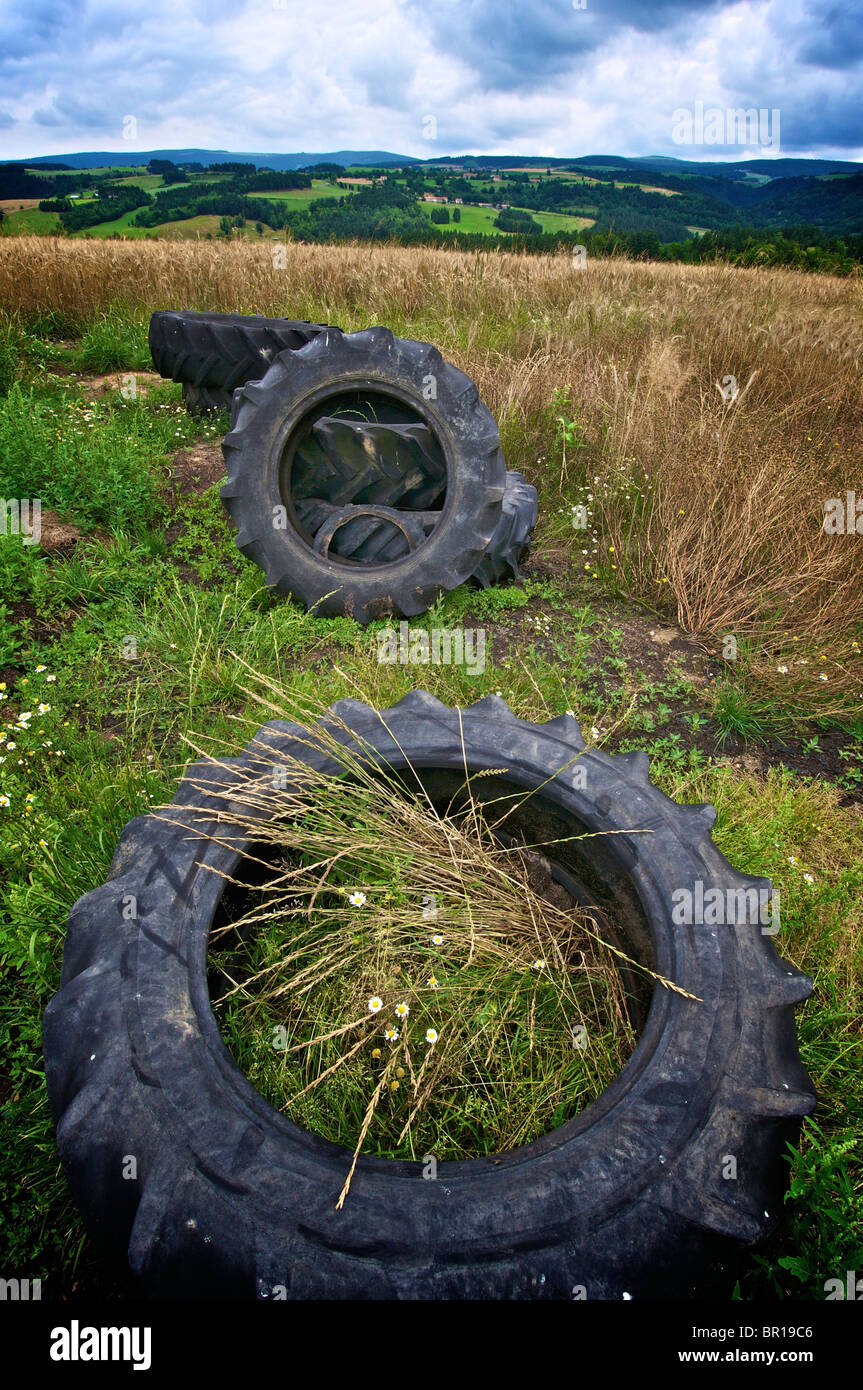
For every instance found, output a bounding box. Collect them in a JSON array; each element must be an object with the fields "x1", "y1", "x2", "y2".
[
  {"x1": 220, "y1": 328, "x2": 507, "y2": 622},
  {"x1": 472, "y1": 470, "x2": 537, "y2": 588},
  {"x1": 43, "y1": 692, "x2": 815, "y2": 1301},
  {"x1": 292, "y1": 470, "x2": 535, "y2": 576},
  {"x1": 149, "y1": 311, "x2": 333, "y2": 392},
  {"x1": 181, "y1": 383, "x2": 235, "y2": 420}
]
